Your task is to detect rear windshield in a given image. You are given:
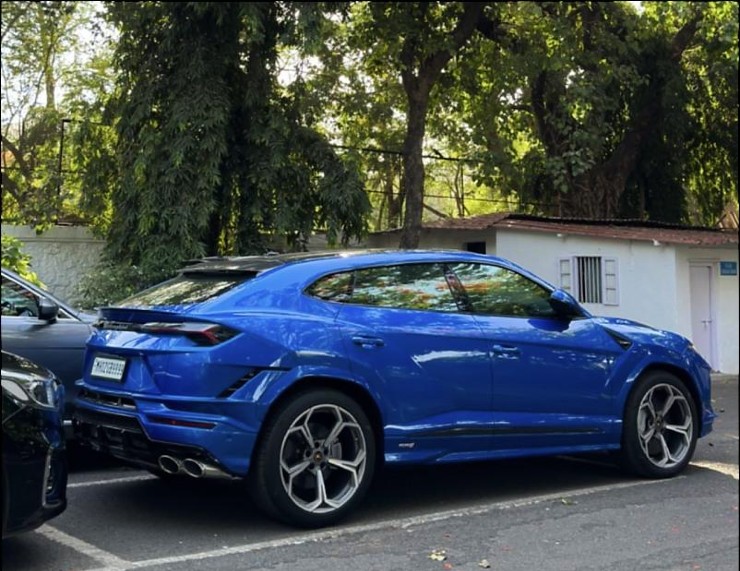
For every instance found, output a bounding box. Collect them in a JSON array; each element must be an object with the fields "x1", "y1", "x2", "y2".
[{"x1": 116, "y1": 273, "x2": 255, "y2": 308}]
